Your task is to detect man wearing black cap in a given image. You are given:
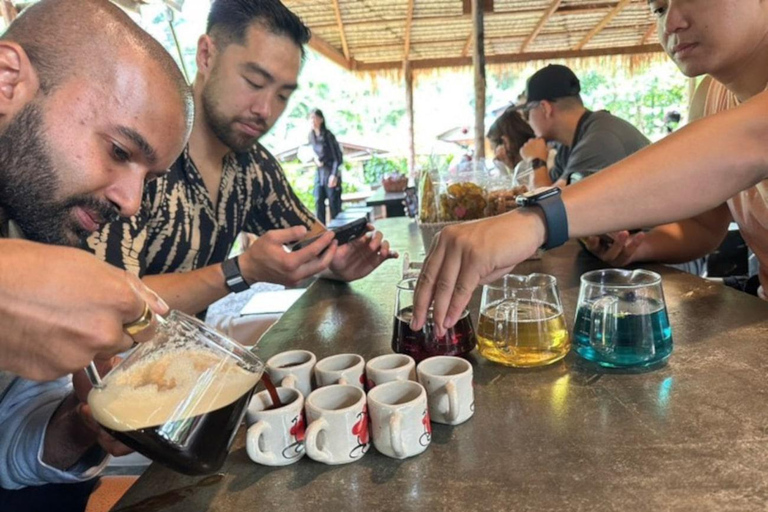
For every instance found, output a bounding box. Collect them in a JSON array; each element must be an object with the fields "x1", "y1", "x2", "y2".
[{"x1": 517, "y1": 64, "x2": 650, "y2": 189}]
